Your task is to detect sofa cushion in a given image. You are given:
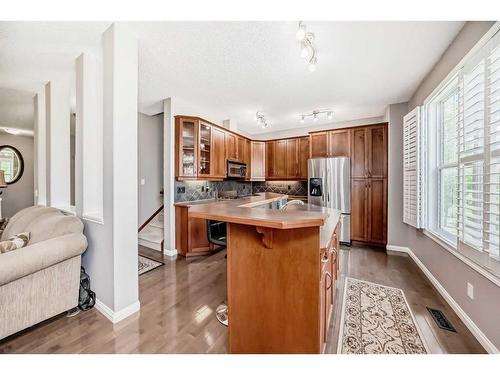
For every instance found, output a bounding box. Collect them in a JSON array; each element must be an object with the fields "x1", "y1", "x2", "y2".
[
  {"x1": 1, "y1": 206, "x2": 83, "y2": 244},
  {"x1": 0, "y1": 232, "x2": 31, "y2": 254}
]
